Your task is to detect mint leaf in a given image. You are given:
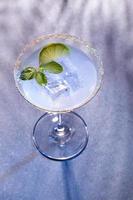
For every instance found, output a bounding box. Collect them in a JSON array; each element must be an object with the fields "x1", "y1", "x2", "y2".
[
  {"x1": 44, "y1": 61, "x2": 63, "y2": 74},
  {"x1": 20, "y1": 67, "x2": 36, "y2": 80},
  {"x1": 38, "y1": 64, "x2": 45, "y2": 73},
  {"x1": 35, "y1": 72, "x2": 47, "y2": 86},
  {"x1": 39, "y1": 43, "x2": 70, "y2": 64}
]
